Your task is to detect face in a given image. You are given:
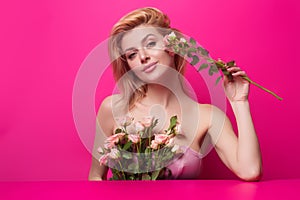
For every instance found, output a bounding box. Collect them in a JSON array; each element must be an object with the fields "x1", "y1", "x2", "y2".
[{"x1": 120, "y1": 25, "x2": 175, "y2": 83}]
